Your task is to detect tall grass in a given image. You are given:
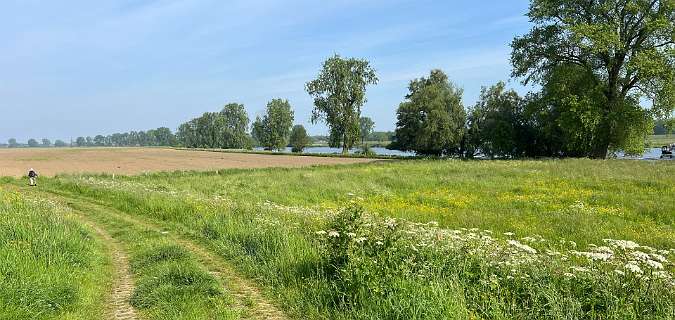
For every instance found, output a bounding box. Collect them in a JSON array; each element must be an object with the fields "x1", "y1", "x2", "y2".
[
  {"x1": 0, "y1": 187, "x2": 110, "y2": 320},
  {"x1": 40, "y1": 159, "x2": 675, "y2": 319}
]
